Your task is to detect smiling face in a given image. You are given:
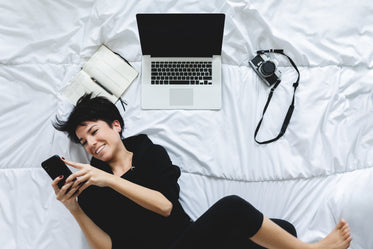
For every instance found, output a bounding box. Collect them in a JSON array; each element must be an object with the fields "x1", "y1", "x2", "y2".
[{"x1": 75, "y1": 120, "x2": 123, "y2": 163}]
